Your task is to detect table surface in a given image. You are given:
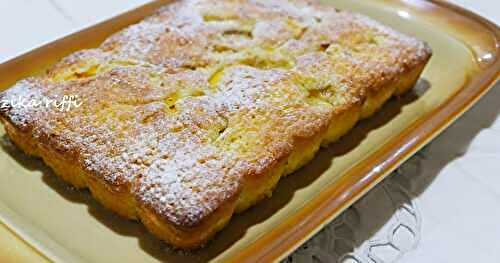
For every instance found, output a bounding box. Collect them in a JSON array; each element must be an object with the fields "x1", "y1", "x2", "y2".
[{"x1": 0, "y1": 1, "x2": 498, "y2": 262}]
